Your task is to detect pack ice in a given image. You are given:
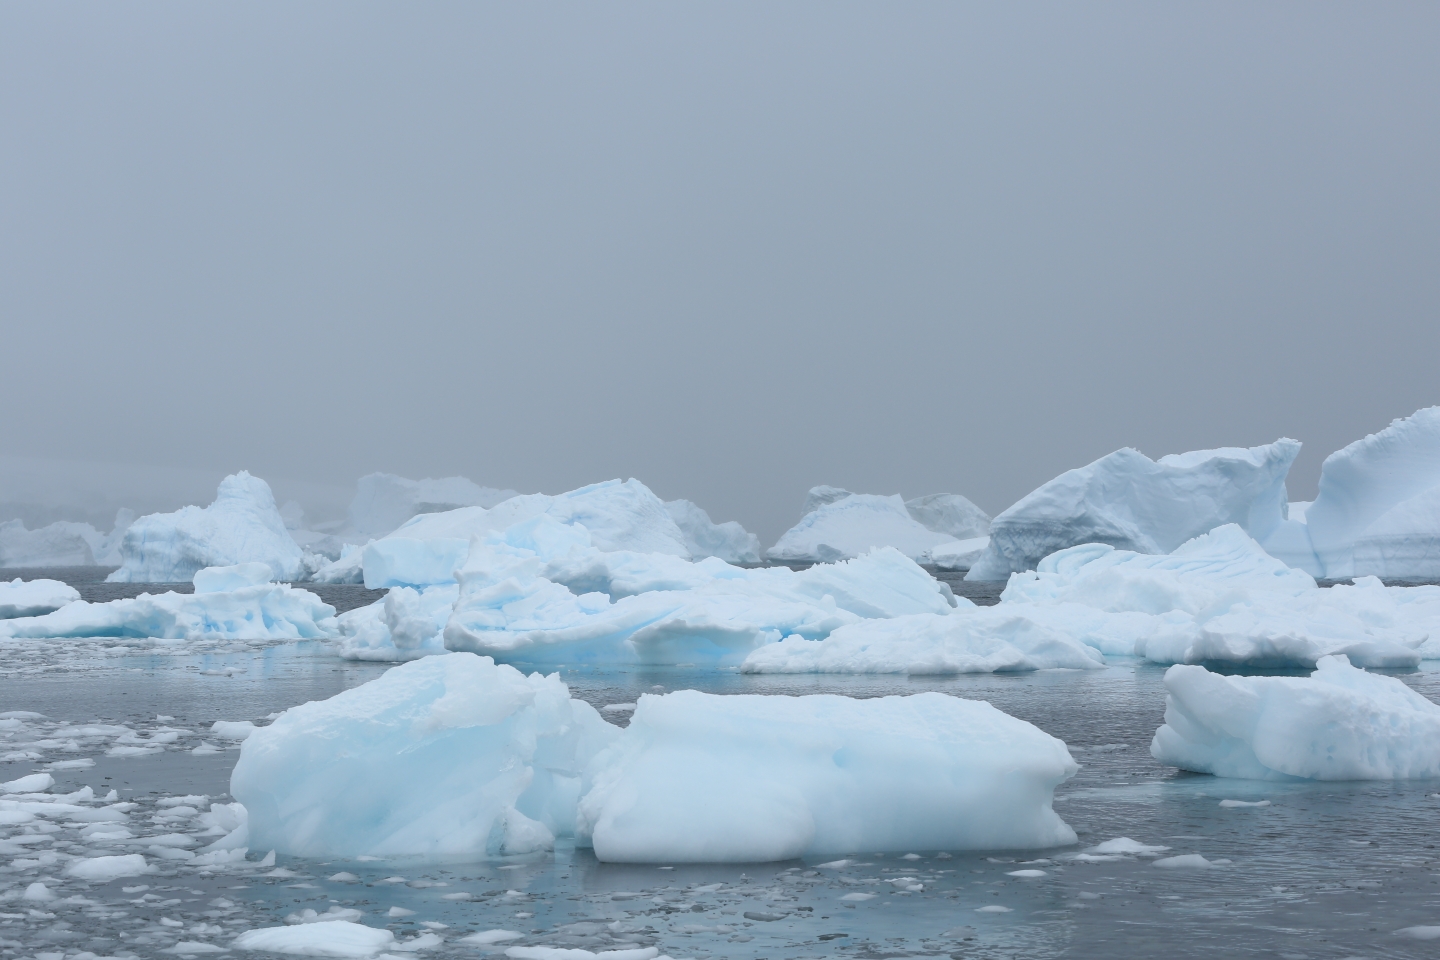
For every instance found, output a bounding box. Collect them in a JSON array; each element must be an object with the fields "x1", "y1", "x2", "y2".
[
  {"x1": 231, "y1": 653, "x2": 617, "y2": 858},
  {"x1": 1152, "y1": 655, "x2": 1440, "y2": 780},
  {"x1": 107, "y1": 472, "x2": 304, "y2": 582},
  {"x1": 577, "y1": 690, "x2": 1077, "y2": 861},
  {"x1": 966, "y1": 440, "x2": 1299, "y2": 580},
  {"x1": 0, "y1": 563, "x2": 336, "y2": 642},
  {"x1": 767, "y1": 487, "x2": 989, "y2": 563},
  {"x1": 0, "y1": 577, "x2": 79, "y2": 619}
]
